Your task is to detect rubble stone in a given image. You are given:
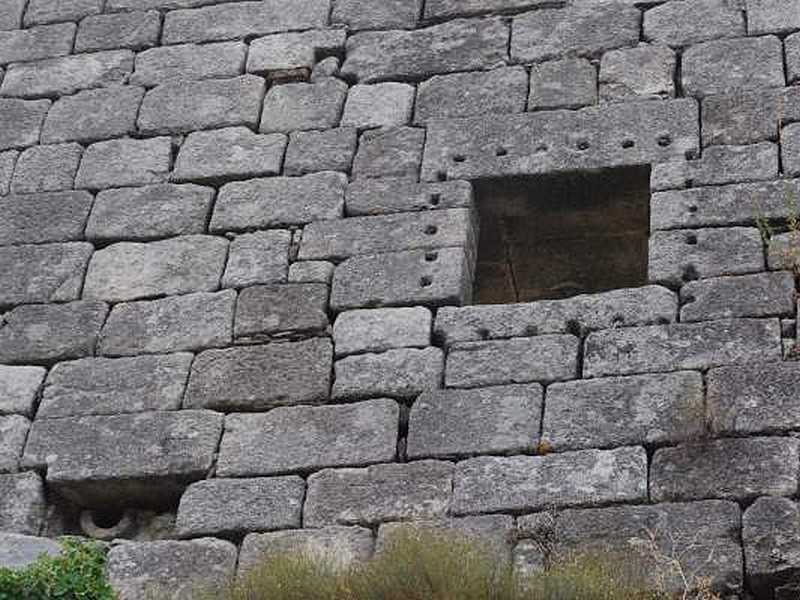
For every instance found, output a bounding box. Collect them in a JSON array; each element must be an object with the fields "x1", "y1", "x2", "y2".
[
  {"x1": 0, "y1": 473, "x2": 45, "y2": 534},
  {"x1": 333, "y1": 306, "x2": 432, "y2": 356},
  {"x1": 333, "y1": 347, "x2": 443, "y2": 399}
]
